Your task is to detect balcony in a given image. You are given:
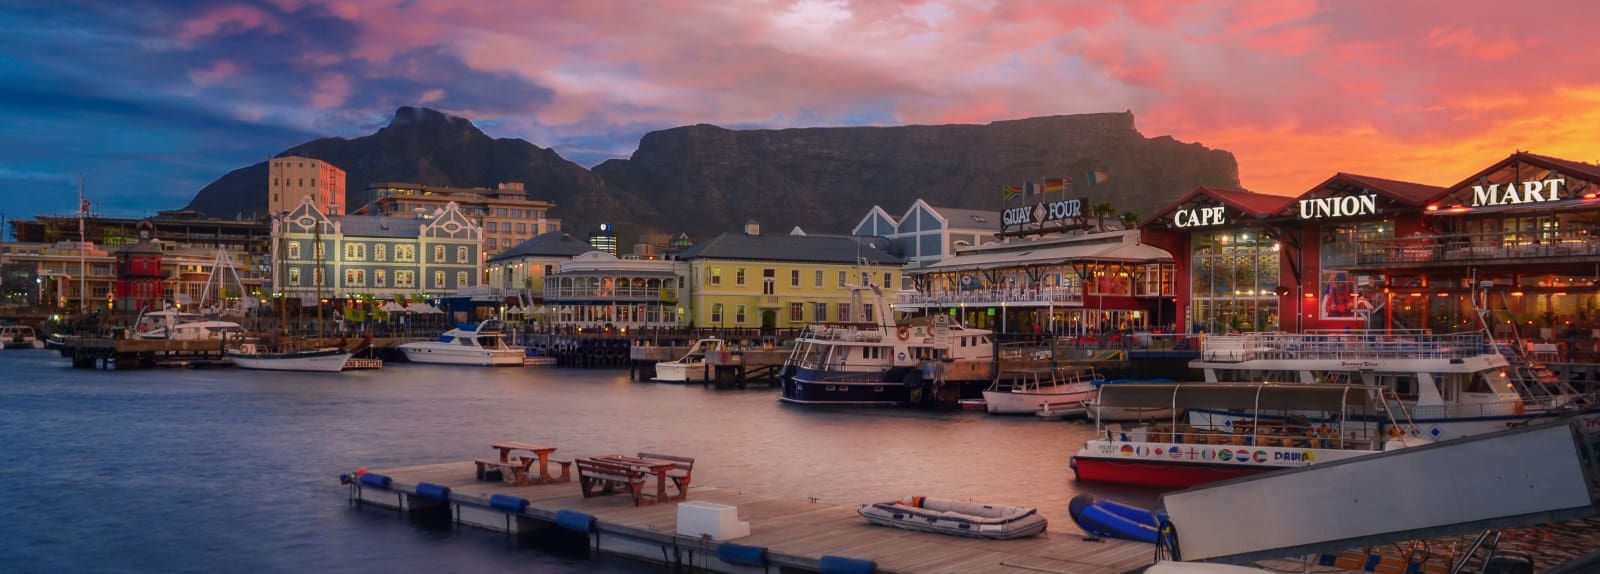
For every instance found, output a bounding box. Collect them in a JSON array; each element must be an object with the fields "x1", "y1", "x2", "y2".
[
  {"x1": 544, "y1": 286, "x2": 677, "y2": 302},
  {"x1": 1356, "y1": 232, "x2": 1600, "y2": 269},
  {"x1": 896, "y1": 287, "x2": 1085, "y2": 308}
]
